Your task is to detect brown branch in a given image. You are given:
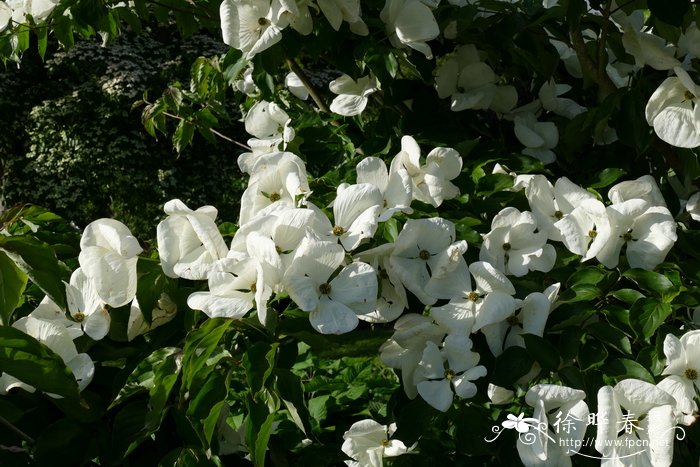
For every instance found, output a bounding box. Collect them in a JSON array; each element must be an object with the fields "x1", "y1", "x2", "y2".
[
  {"x1": 569, "y1": 23, "x2": 616, "y2": 102},
  {"x1": 0, "y1": 415, "x2": 34, "y2": 444},
  {"x1": 159, "y1": 110, "x2": 251, "y2": 150},
  {"x1": 285, "y1": 56, "x2": 331, "y2": 114}
]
